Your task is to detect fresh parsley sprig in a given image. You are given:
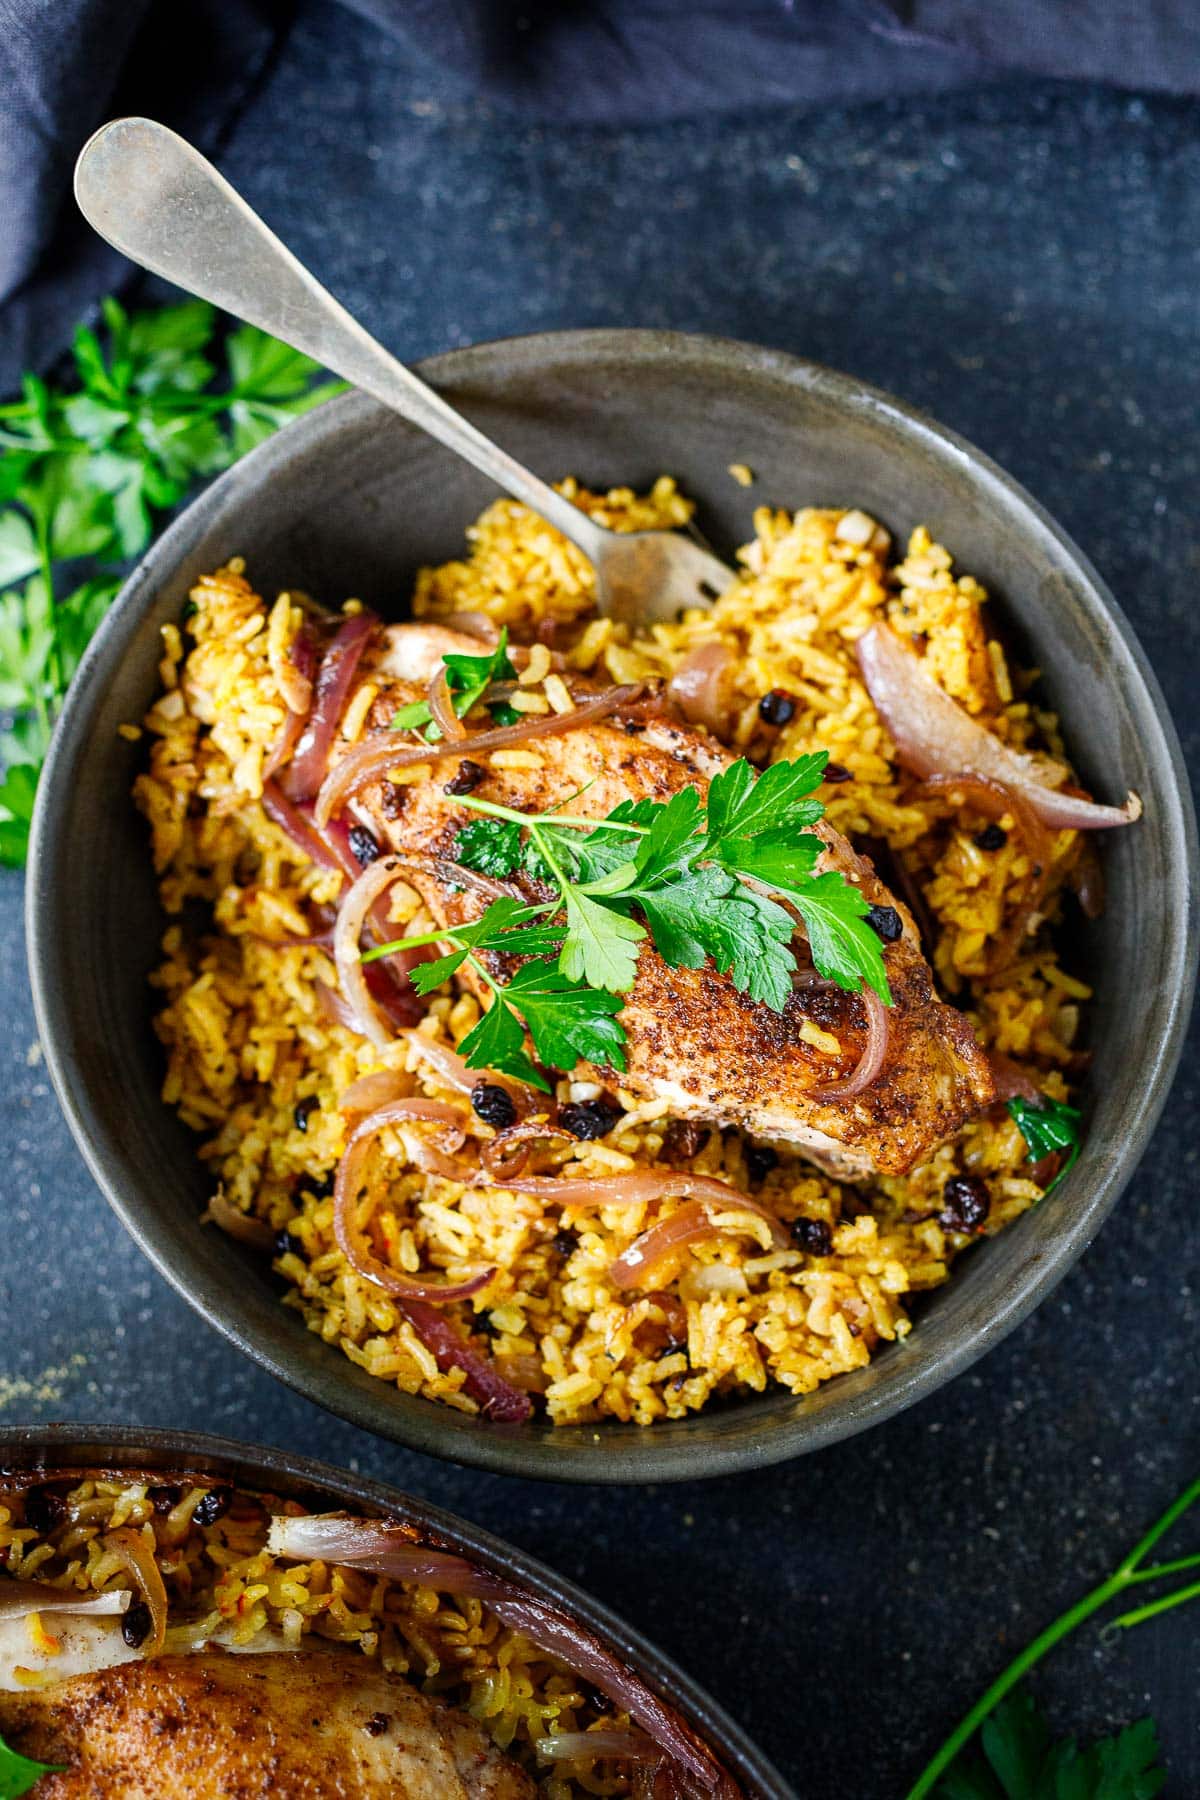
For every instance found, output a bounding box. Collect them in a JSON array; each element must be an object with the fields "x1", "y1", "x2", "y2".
[
  {"x1": 1006, "y1": 1096, "x2": 1082, "y2": 1195},
  {"x1": 909, "y1": 1474, "x2": 1200, "y2": 1799},
  {"x1": 0, "y1": 1730, "x2": 62, "y2": 1797},
  {"x1": 452, "y1": 753, "x2": 892, "y2": 1009},
  {"x1": 391, "y1": 627, "x2": 519, "y2": 739},
  {"x1": 366, "y1": 752, "x2": 891, "y2": 1088},
  {"x1": 362, "y1": 895, "x2": 622, "y2": 1091},
  {"x1": 0, "y1": 296, "x2": 344, "y2": 866},
  {"x1": 935, "y1": 1692, "x2": 1164, "y2": 1800}
]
